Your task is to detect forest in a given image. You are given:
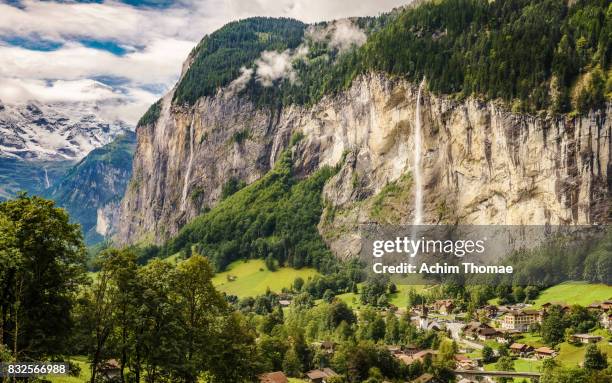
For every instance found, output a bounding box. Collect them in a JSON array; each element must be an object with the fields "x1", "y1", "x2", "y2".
[{"x1": 154, "y1": 0, "x2": 610, "y2": 119}]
